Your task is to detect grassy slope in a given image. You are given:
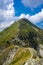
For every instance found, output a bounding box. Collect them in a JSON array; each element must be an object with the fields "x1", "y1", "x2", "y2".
[
  {"x1": 0, "y1": 22, "x2": 19, "y2": 46},
  {"x1": 0, "y1": 45, "x2": 31, "y2": 65},
  {"x1": 9, "y1": 47, "x2": 31, "y2": 65},
  {"x1": 0, "y1": 18, "x2": 43, "y2": 65},
  {"x1": 18, "y1": 19, "x2": 43, "y2": 45},
  {"x1": 0, "y1": 18, "x2": 43, "y2": 47}
]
